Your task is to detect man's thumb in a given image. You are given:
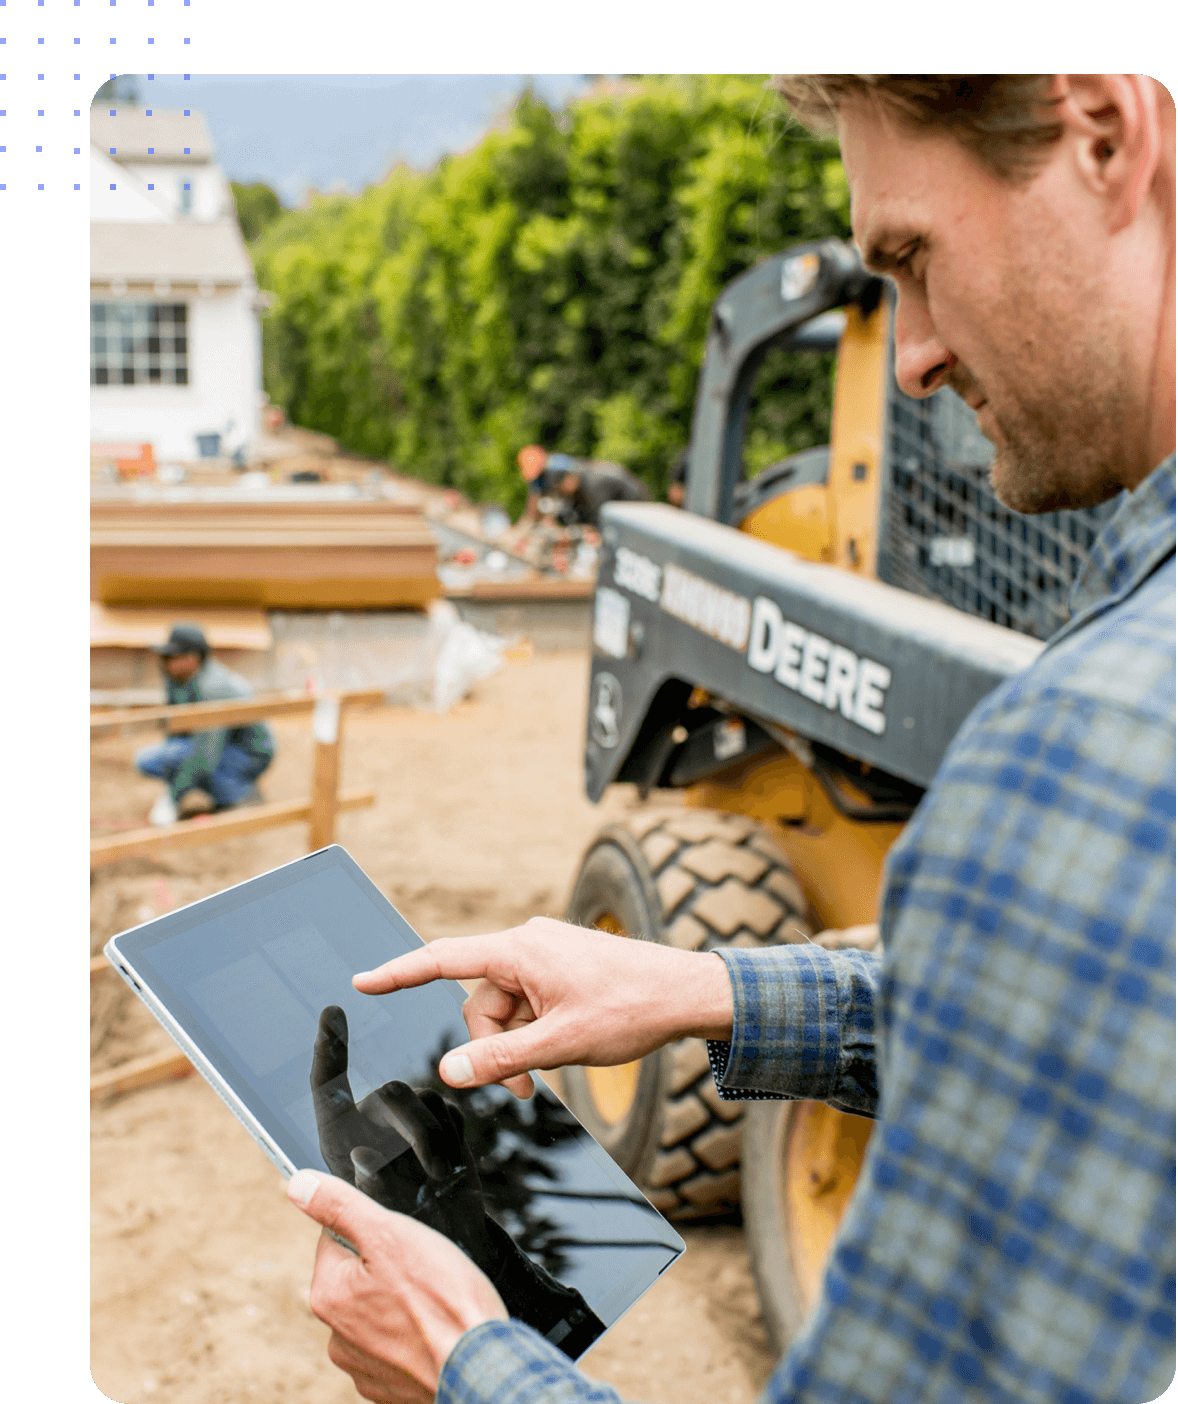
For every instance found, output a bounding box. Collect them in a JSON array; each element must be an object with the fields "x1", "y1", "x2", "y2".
[
  {"x1": 286, "y1": 1169, "x2": 384, "y2": 1247},
  {"x1": 440, "y1": 1026, "x2": 547, "y2": 1091}
]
